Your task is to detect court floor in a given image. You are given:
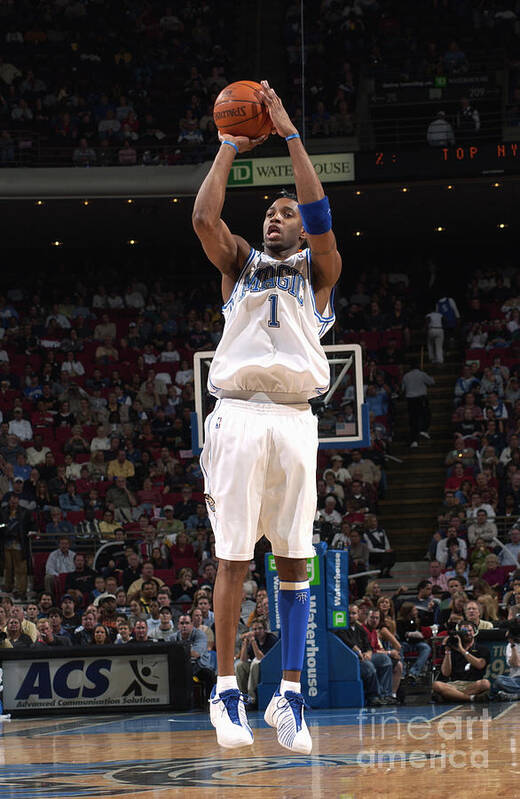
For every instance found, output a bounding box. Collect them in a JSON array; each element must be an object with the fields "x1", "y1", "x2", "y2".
[{"x1": 1, "y1": 702, "x2": 519, "y2": 798}]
